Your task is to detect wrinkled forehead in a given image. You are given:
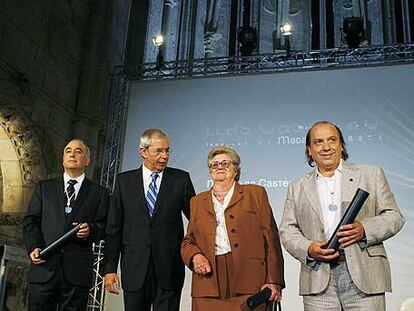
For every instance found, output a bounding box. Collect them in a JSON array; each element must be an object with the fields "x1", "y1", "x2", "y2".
[
  {"x1": 310, "y1": 123, "x2": 339, "y2": 139},
  {"x1": 211, "y1": 153, "x2": 232, "y2": 162},
  {"x1": 149, "y1": 136, "x2": 169, "y2": 147},
  {"x1": 64, "y1": 140, "x2": 87, "y2": 153}
]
